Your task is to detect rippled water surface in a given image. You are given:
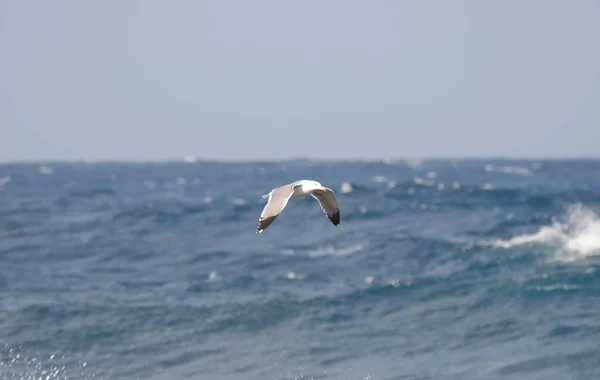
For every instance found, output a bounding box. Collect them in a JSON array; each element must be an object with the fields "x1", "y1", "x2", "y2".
[{"x1": 2, "y1": 159, "x2": 600, "y2": 380}]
